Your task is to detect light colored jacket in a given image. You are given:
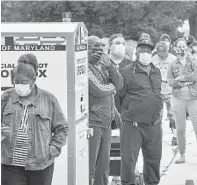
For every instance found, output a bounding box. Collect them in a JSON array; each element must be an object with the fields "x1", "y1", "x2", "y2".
[
  {"x1": 1, "y1": 85, "x2": 69, "y2": 170},
  {"x1": 167, "y1": 55, "x2": 197, "y2": 97}
]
